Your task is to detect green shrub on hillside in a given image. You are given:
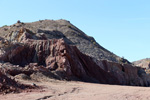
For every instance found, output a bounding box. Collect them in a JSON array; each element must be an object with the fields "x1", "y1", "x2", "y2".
[
  {"x1": 68, "y1": 25, "x2": 72, "y2": 28},
  {"x1": 2, "y1": 25, "x2": 7, "y2": 27}
]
